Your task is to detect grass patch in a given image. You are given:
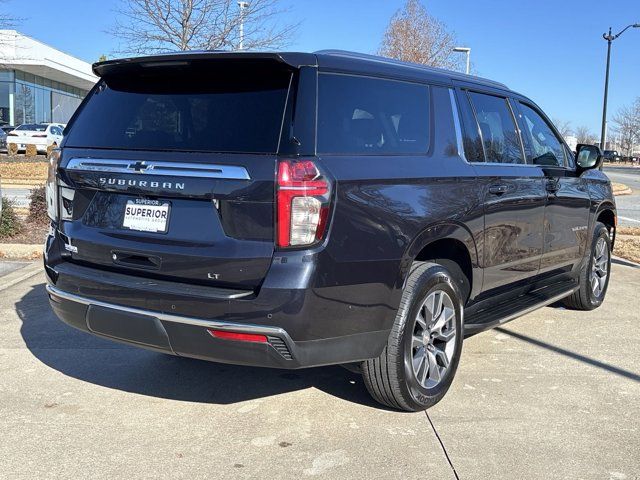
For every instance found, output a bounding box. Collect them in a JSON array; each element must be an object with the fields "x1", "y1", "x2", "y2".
[
  {"x1": 0, "y1": 161, "x2": 48, "y2": 181},
  {"x1": 618, "y1": 227, "x2": 640, "y2": 237},
  {"x1": 615, "y1": 237, "x2": 640, "y2": 264}
]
